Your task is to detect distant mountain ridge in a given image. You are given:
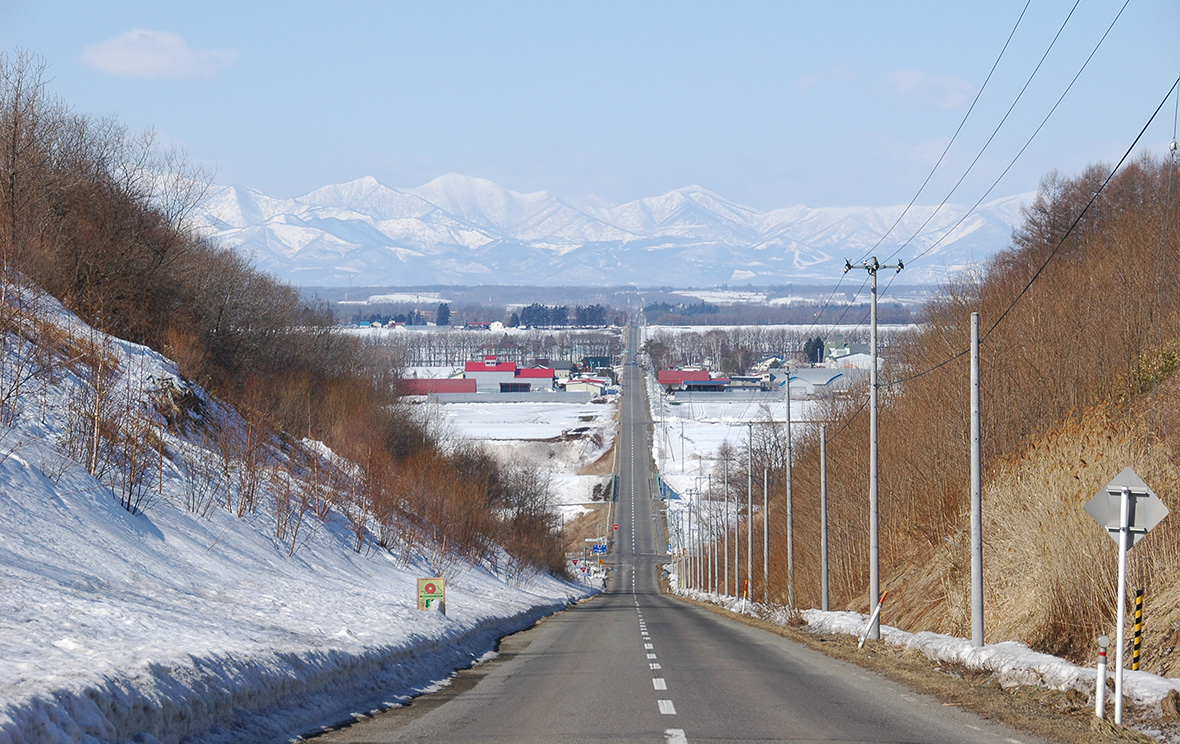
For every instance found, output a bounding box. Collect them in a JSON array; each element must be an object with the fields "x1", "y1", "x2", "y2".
[{"x1": 192, "y1": 174, "x2": 1030, "y2": 287}]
